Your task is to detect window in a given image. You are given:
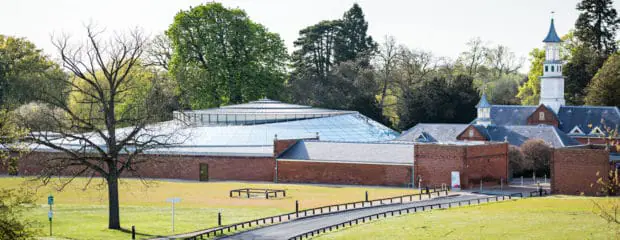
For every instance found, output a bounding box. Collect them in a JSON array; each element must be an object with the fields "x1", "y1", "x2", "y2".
[
  {"x1": 539, "y1": 112, "x2": 545, "y2": 121},
  {"x1": 468, "y1": 129, "x2": 474, "y2": 138},
  {"x1": 551, "y1": 65, "x2": 555, "y2": 72},
  {"x1": 591, "y1": 127, "x2": 604, "y2": 136},
  {"x1": 569, "y1": 126, "x2": 584, "y2": 135},
  {"x1": 545, "y1": 66, "x2": 548, "y2": 72}
]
